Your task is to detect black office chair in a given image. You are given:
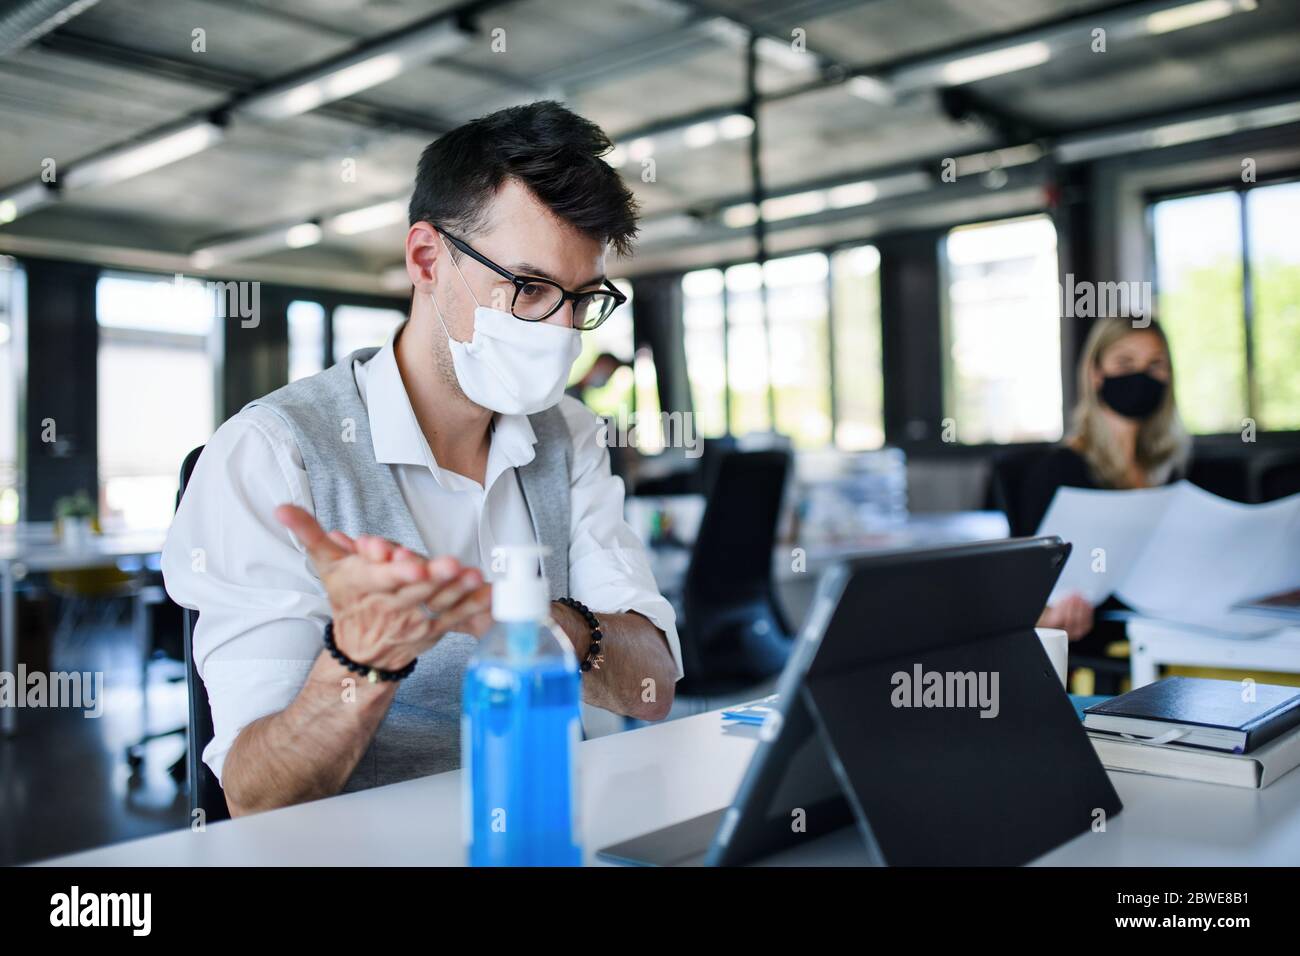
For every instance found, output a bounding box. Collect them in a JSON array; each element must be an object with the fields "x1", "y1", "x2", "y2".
[
  {"x1": 988, "y1": 446, "x2": 1051, "y2": 537},
  {"x1": 123, "y1": 587, "x2": 187, "y2": 785},
  {"x1": 1258, "y1": 449, "x2": 1300, "y2": 502},
  {"x1": 695, "y1": 435, "x2": 738, "y2": 497},
  {"x1": 1188, "y1": 453, "x2": 1253, "y2": 502},
  {"x1": 177, "y1": 444, "x2": 230, "y2": 824},
  {"x1": 675, "y1": 449, "x2": 794, "y2": 703}
]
